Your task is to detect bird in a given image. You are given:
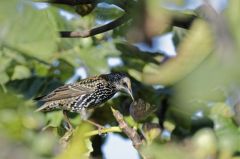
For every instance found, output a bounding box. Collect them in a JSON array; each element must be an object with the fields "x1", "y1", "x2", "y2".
[{"x1": 35, "y1": 72, "x2": 134, "y2": 130}]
